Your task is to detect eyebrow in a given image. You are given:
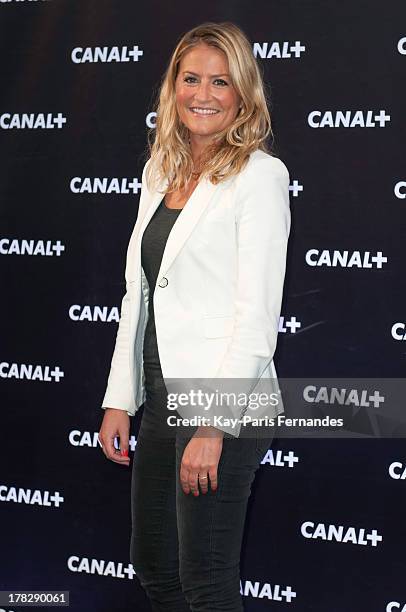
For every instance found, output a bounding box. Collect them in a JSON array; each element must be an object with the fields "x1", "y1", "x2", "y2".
[{"x1": 182, "y1": 71, "x2": 230, "y2": 78}]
